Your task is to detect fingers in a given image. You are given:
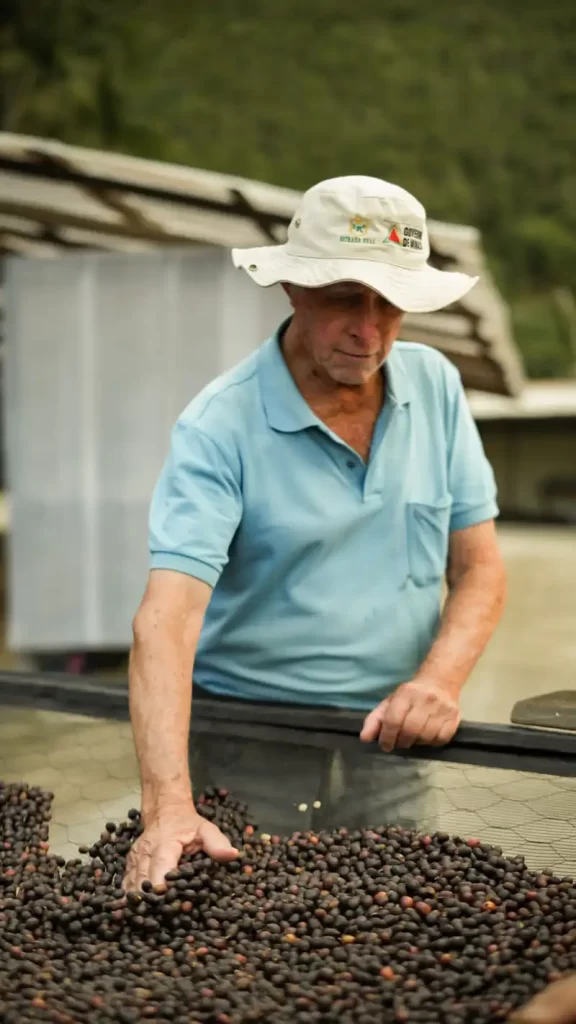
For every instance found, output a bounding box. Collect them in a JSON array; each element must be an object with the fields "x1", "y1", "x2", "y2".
[
  {"x1": 361, "y1": 682, "x2": 461, "y2": 753},
  {"x1": 122, "y1": 843, "x2": 150, "y2": 893},
  {"x1": 360, "y1": 700, "x2": 390, "y2": 743},
  {"x1": 375, "y1": 689, "x2": 414, "y2": 752},
  {"x1": 427, "y1": 711, "x2": 461, "y2": 747},
  {"x1": 122, "y1": 863, "x2": 135, "y2": 893},
  {"x1": 199, "y1": 821, "x2": 240, "y2": 862},
  {"x1": 396, "y1": 708, "x2": 460, "y2": 750},
  {"x1": 148, "y1": 839, "x2": 185, "y2": 888},
  {"x1": 393, "y1": 705, "x2": 433, "y2": 749},
  {"x1": 121, "y1": 816, "x2": 240, "y2": 892}
]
